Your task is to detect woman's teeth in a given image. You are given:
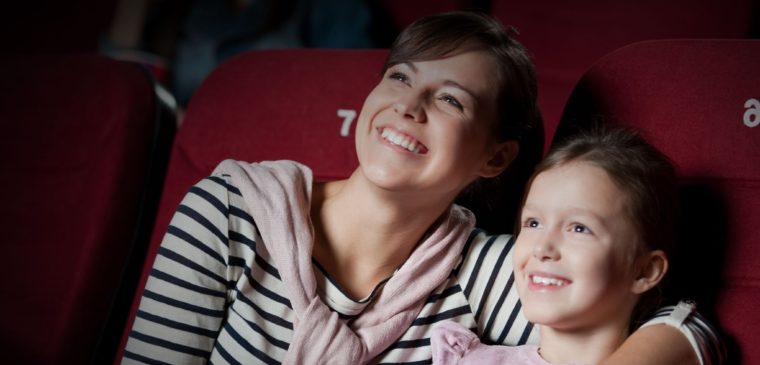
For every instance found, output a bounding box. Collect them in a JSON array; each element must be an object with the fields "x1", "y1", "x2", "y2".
[{"x1": 381, "y1": 128, "x2": 426, "y2": 154}]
